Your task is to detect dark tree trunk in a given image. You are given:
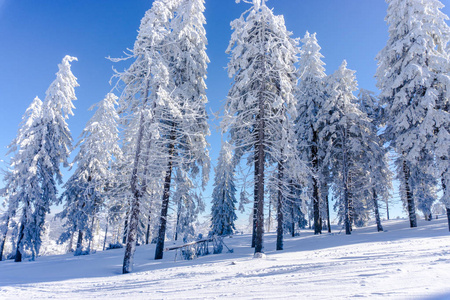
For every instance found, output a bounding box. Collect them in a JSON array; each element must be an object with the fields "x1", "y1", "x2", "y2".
[
  {"x1": 348, "y1": 175, "x2": 354, "y2": 232},
  {"x1": 447, "y1": 208, "x2": 450, "y2": 232},
  {"x1": 402, "y1": 160, "x2": 417, "y2": 228},
  {"x1": 291, "y1": 202, "x2": 295, "y2": 237},
  {"x1": 155, "y1": 130, "x2": 176, "y2": 260},
  {"x1": 145, "y1": 212, "x2": 151, "y2": 245},
  {"x1": 311, "y1": 129, "x2": 321, "y2": 235},
  {"x1": 252, "y1": 157, "x2": 258, "y2": 248},
  {"x1": 15, "y1": 209, "x2": 28, "y2": 262},
  {"x1": 76, "y1": 230, "x2": 83, "y2": 254},
  {"x1": 276, "y1": 161, "x2": 284, "y2": 251},
  {"x1": 0, "y1": 216, "x2": 10, "y2": 261},
  {"x1": 325, "y1": 191, "x2": 331, "y2": 233},
  {"x1": 174, "y1": 201, "x2": 181, "y2": 241},
  {"x1": 372, "y1": 189, "x2": 383, "y2": 232}
]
